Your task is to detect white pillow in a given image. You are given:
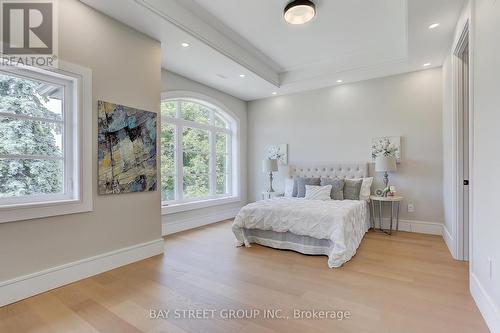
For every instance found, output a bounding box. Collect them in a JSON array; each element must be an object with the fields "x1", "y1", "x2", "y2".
[
  {"x1": 305, "y1": 185, "x2": 332, "y2": 201},
  {"x1": 284, "y1": 178, "x2": 294, "y2": 197},
  {"x1": 357, "y1": 177, "x2": 373, "y2": 201}
]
